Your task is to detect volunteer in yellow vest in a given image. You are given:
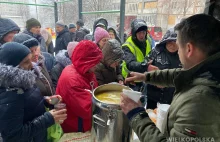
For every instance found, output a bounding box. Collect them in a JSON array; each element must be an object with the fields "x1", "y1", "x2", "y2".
[{"x1": 122, "y1": 19, "x2": 158, "y2": 91}]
